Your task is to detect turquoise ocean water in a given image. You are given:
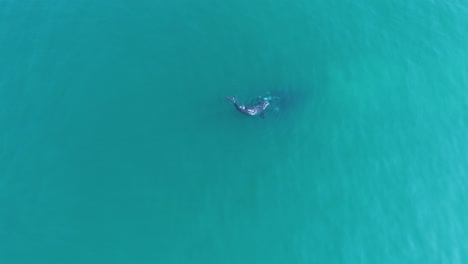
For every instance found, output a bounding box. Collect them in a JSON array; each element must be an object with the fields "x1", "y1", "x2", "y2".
[{"x1": 1, "y1": 1, "x2": 467, "y2": 263}]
